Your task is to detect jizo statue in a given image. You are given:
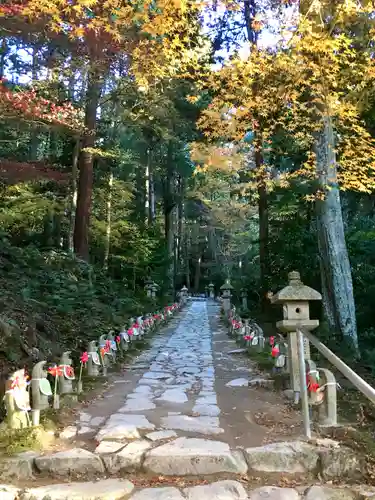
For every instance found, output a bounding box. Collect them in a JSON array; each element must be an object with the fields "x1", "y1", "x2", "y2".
[
  {"x1": 58, "y1": 352, "x2": 75, "y2": 395},
  {"x1": 87, "y1": 340, "x2": 101, "y2": 376},
  {"x1": 31, "y1": 361, "x2": 52, "y2": 425},
  {"x1": 4, "y1": 369, "x2": 31, "y2": 429}
]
